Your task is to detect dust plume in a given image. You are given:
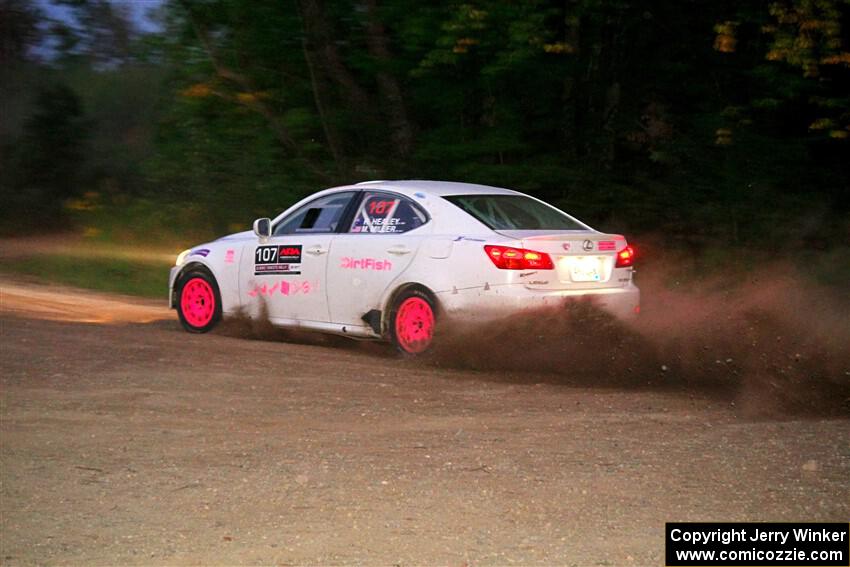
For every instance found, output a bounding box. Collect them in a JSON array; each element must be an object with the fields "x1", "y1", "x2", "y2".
[
  {"x1": 426, "y1": 264, "x2": 850, "y2": 418},
  {"x1": 208, "y1": 268, "x2": 849, "y2": 417}
]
